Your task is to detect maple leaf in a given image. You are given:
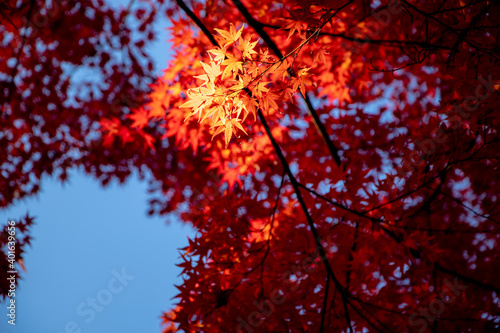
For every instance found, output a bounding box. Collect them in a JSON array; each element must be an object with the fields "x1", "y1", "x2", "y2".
[
  {"x1": 202, "y1": 105, "x2": 225, "y2": 124},
  {"x1": 200, "y1": 59, "x2": 222, "y2": 81},
  {"x1": 248, "y1": 218, "x2": 276, "y2": 243},
  {"x1": 222, "y1": 168, "x2": 242, "y2": 188},
  {"x1": 179, "y1": 90, "x2": 205, "y2": 118},
  {"x1": 291, "y1": 67, "x2": 312, "y2": 93},
  {"x1": 230, "y1": 118, "x2": 247, "y2": 136},
  {"x1": 260, "y1": 92, "x2": 279, "y2": 111},
  {"x1": 222, "y1": 55, "x2": 243, "y2": 78},
  {"x1": 126, "y1": 107, "x2": 150, "y2": 128},
  {"x1": 238, "y1": 35, "x2": 258, "y2": 60},
  {"x1": 207, "y1": 46, "x2": 227, "y2": 63},
  {"x1": 233, "y1": 97, "x2": 247, "y2": 120},
  {"x1": 100, "y1": 117, "x2": 121, "y2": 147},
  {"x1": 281, "y1": 87, "x2": 295, "y2": 101},
  {"x1": 253, "y1": 80, "x2": 270, "y2": 98},
  {"x1": 214, "y1": 23, "x2": 244, "y2": 46},
  {"x1": 313, "y1": 47, "x2": 329, "y2": 65},
  {"x1": 281, "y1": 18, "x2": 306, "y2": 40},
  {"x1": 140, "y1": 132, "x2": 156, "y2": 151},
  {"x1": 224, "y1": 123, "x2": 232, "y2": 147},
  {"x1": 228, "y1": 82, "x2": 244, "y2": 94},
  {"x1": 148, "y1": 87, "x2": 170, "y2": 118},
  {"x1": 239, "y1": 95, "x2": 258, "y2": 121},
  {"x1": 271, "y1": 59, "x2": 290, "y2": 81}
]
